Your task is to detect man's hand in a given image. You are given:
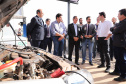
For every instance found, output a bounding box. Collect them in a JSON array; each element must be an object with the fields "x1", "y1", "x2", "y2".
[
  {"x1": 96, "y1": 36, "x2": 98, "y2": 40},
  {"x1": 85, "y1": 35, "x2": 88, "y2": 38},
  {"x1": 73, "y1": 37, "x2": 79, "y2": 41},
  {"x1": 58, "y1": 35, "x2": 64, "y2": 41},
  {"x1": 104, "y1": 37, "x2": 109, "y2": 40},
  {"x1": 81, "y1": 35, "x2": 83, "y2": 39},
  {"x1": 104, "y1": 34, "x2": 112, "y2": 40},
  {"x1": 88, "y1": 35, "x2": 93, "y2": 38}
]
